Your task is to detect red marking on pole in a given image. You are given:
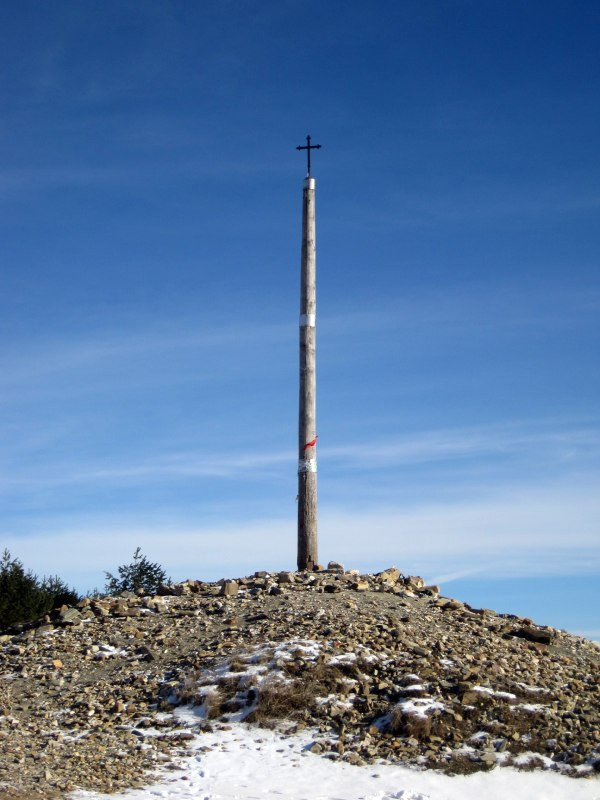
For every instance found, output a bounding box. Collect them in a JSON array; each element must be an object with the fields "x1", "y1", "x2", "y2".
[{"x1": 304, "y1": 436, "x2": 318, "y2": 451}]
